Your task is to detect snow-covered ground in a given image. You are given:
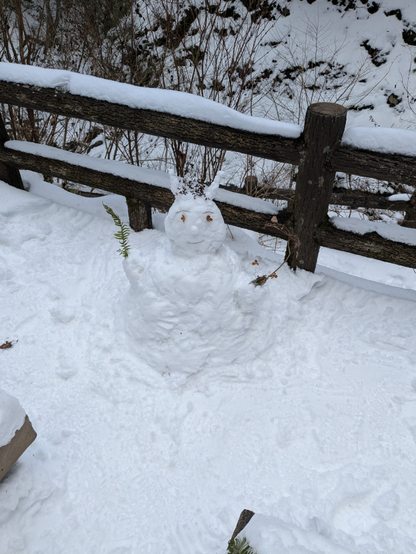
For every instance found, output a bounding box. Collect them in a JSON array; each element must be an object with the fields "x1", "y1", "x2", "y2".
[
  {"x1": 1, "y1": 2, "x2": 416, "y2": 552},
  {"x1": 1, "y1": 174, "x2": 416, "y2": 554}
]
